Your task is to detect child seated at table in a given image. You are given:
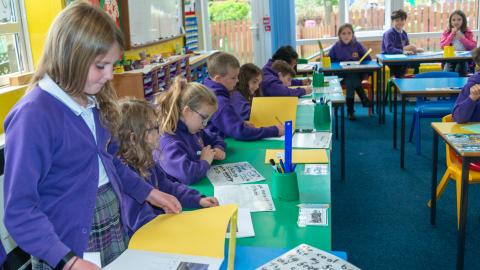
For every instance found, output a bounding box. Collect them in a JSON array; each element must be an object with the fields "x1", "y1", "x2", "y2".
[
  {"x1": 452, "y1": 47, "x2": 480, "y2": 123},
  {"x1": 203, "y1": 52, "x2": 284, "y2": 141},
  {"x1": 117, "y1": 98, "x2": 219, "y2": 233},
  {"x1": 381, "y1": 9, "x2": 423, "y2": 78},
  {"x1": 440, "y1": 10, "x2": 477, "y2": 76},
  {"x1": 261, "y1": 46, "x2": 313, "y2": 97},
  {"x1": 230, "y1": 63, "x2": 263, "y2": 120},
  {"x1": 329, "y1": 23, "x2": 372, "y2": 120}
]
